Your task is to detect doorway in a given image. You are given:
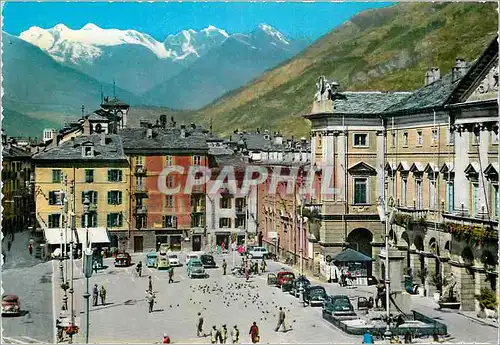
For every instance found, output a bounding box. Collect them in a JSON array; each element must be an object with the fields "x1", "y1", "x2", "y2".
[
  {"x1": 192, "y1": 235, "x2": 201, "y2": 251},
  {"x1": 134, "y1": 236, "x2": 144, "y2": 252}
]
